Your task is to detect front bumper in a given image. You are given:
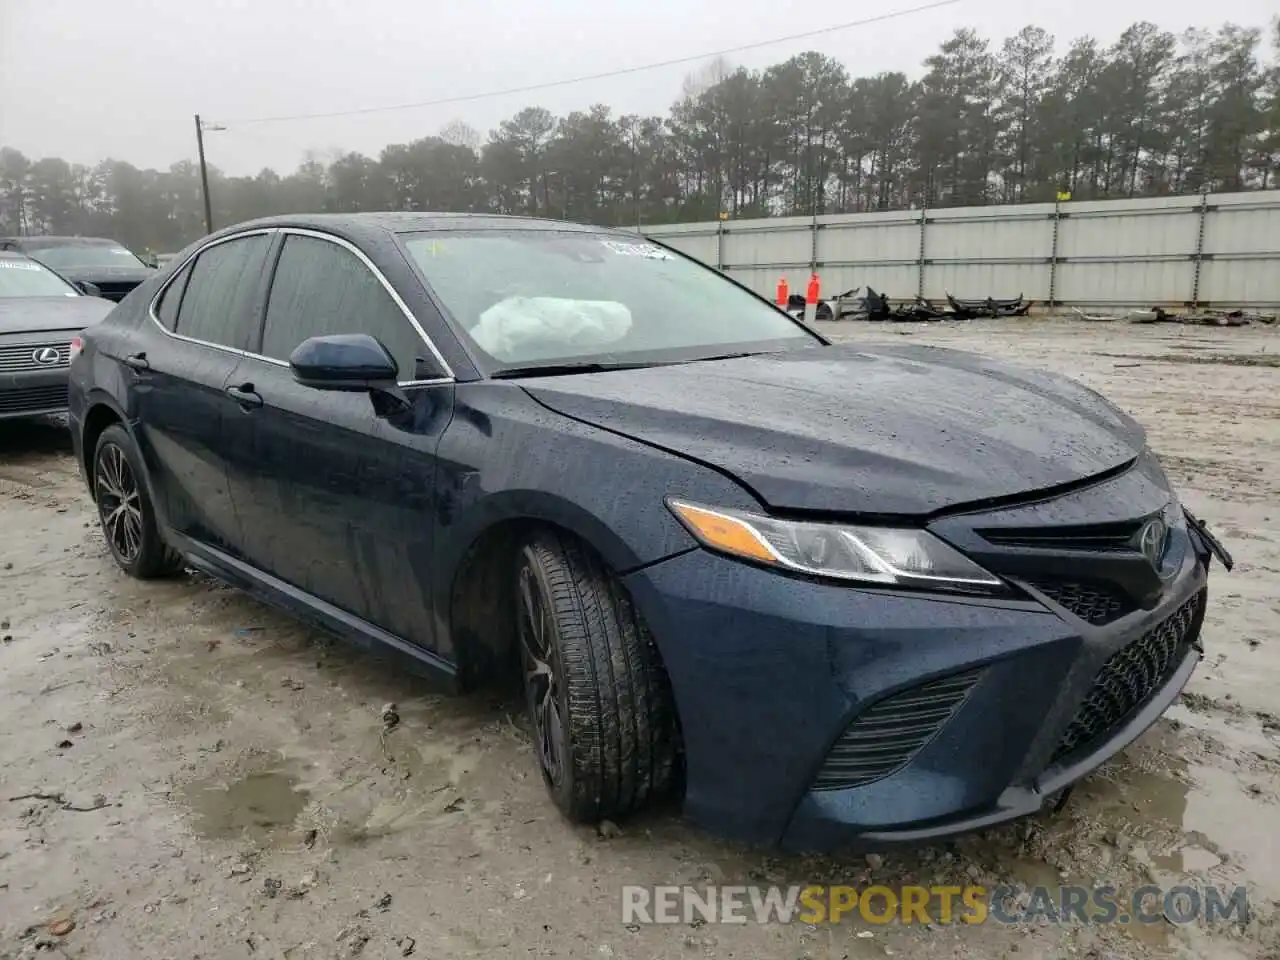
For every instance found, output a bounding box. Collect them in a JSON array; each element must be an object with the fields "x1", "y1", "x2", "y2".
[
  {"x1": 623, "y1": 528, "x2": 1208, "y2": 850},
  {"x1": 0, "y1": 369, "x2": 71, "y2": 420}
]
